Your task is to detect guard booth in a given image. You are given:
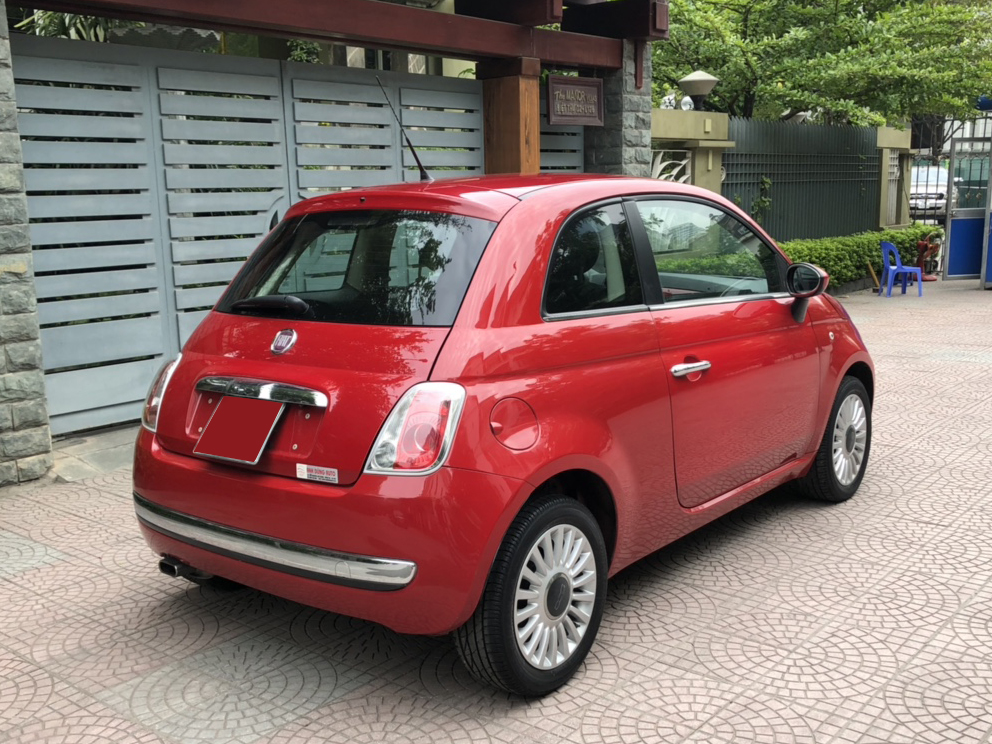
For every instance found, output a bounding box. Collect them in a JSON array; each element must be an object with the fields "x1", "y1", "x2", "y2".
[
  {"x1": 943, "y1": 132, "x2": 992, "y2": 288},
  {"x1": 984, "y1": 173, "x2": 992, "y2": 289}
]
